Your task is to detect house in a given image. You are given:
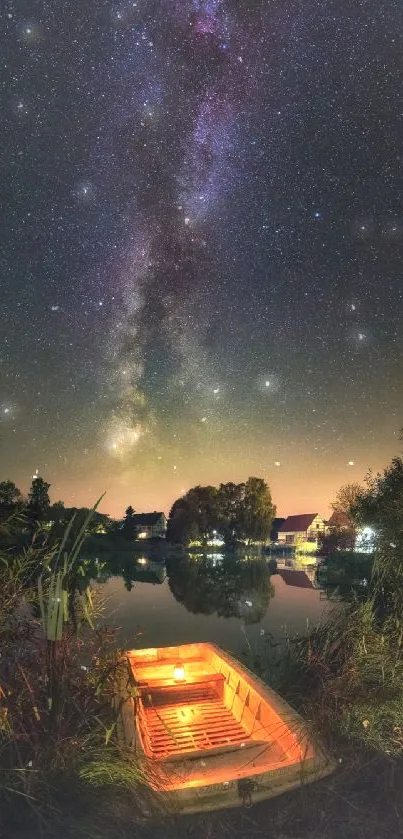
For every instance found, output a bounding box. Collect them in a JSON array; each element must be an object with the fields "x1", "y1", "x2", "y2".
[
  {"x1": 270, "y1": 517, "x2": 286, "y2": 541},
  {"x1": 133, "y1": 512, "x2": 167, "y2": 539},
  {"x1": 277, "y1": 514, "x2": 327, "y2": 545}
]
